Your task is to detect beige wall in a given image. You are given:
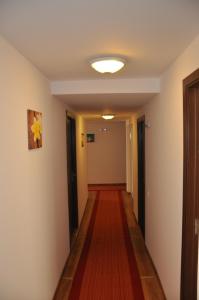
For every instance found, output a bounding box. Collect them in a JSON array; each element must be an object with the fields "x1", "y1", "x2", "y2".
[
  {"x1": 76, "y1": 115, "x2": 88, "y2": 221},
  {"x1": 86, "y1": 120, "x2": 126, "y2": 184},
  {"x1": 139, "y1": 35, "x2": 199, "y2": 300},
  {"x1": 130, "y1": 114, "x2": 139, "y2": 220},
  {"x1": 129, "y1": 111, "x2": 144, "y2": 220},
  {"x1": 0, "y1": 36, "x2": 70, "y2": 300}
]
